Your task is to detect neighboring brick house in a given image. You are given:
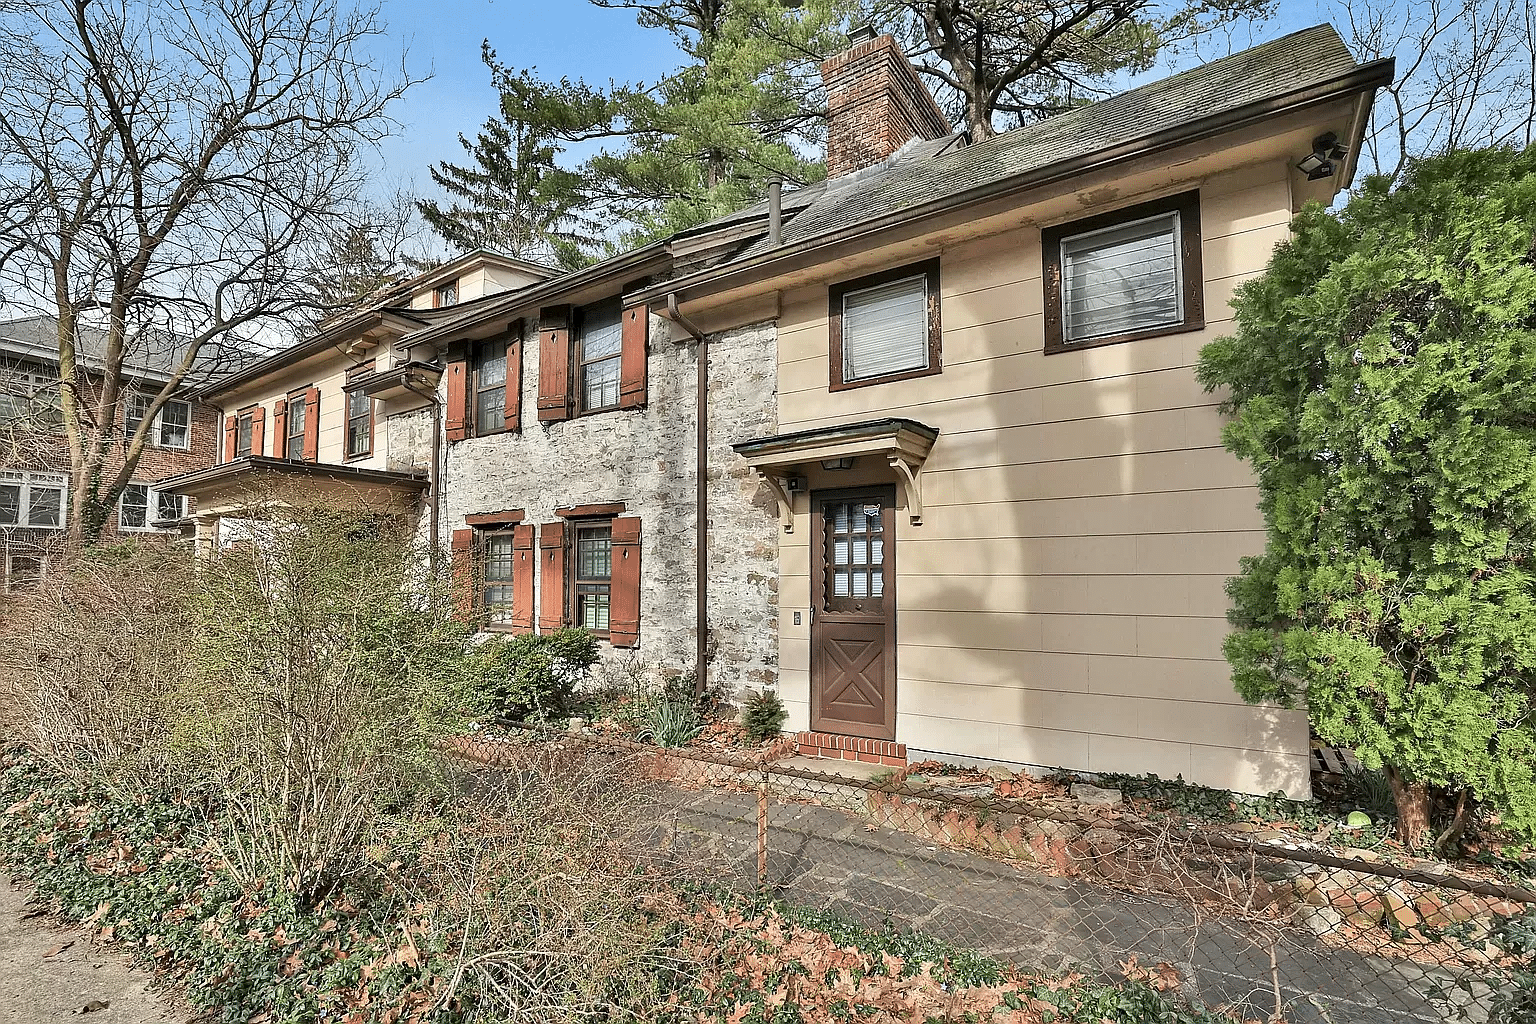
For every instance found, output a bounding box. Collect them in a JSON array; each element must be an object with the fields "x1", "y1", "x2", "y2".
[
  {"x1": 179, "y1": 25, "x2": 1394, "y2": 798},
  {"x1": 0, "y1": 315, "x2": 222, "y2": 589}
]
